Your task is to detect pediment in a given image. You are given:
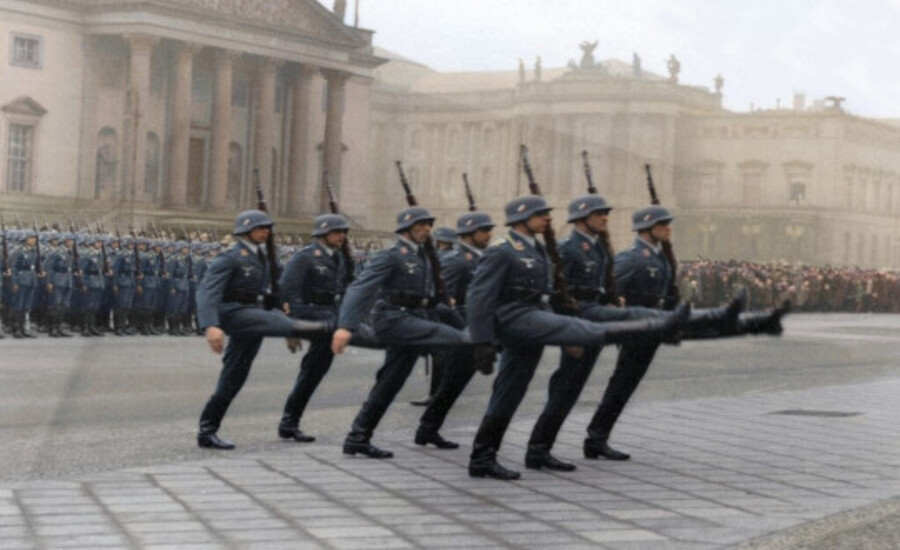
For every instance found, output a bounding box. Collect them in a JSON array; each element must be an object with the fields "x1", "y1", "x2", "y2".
[
  {"x1": 165, "y1": 0, "x2": 368, "y2": 48},
  {"x1": 32, "y1": 0, "x2": 368, "y2": 48},
  {"x1": 1, "y1": 97, "x2": 48, "y2": 117}
]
